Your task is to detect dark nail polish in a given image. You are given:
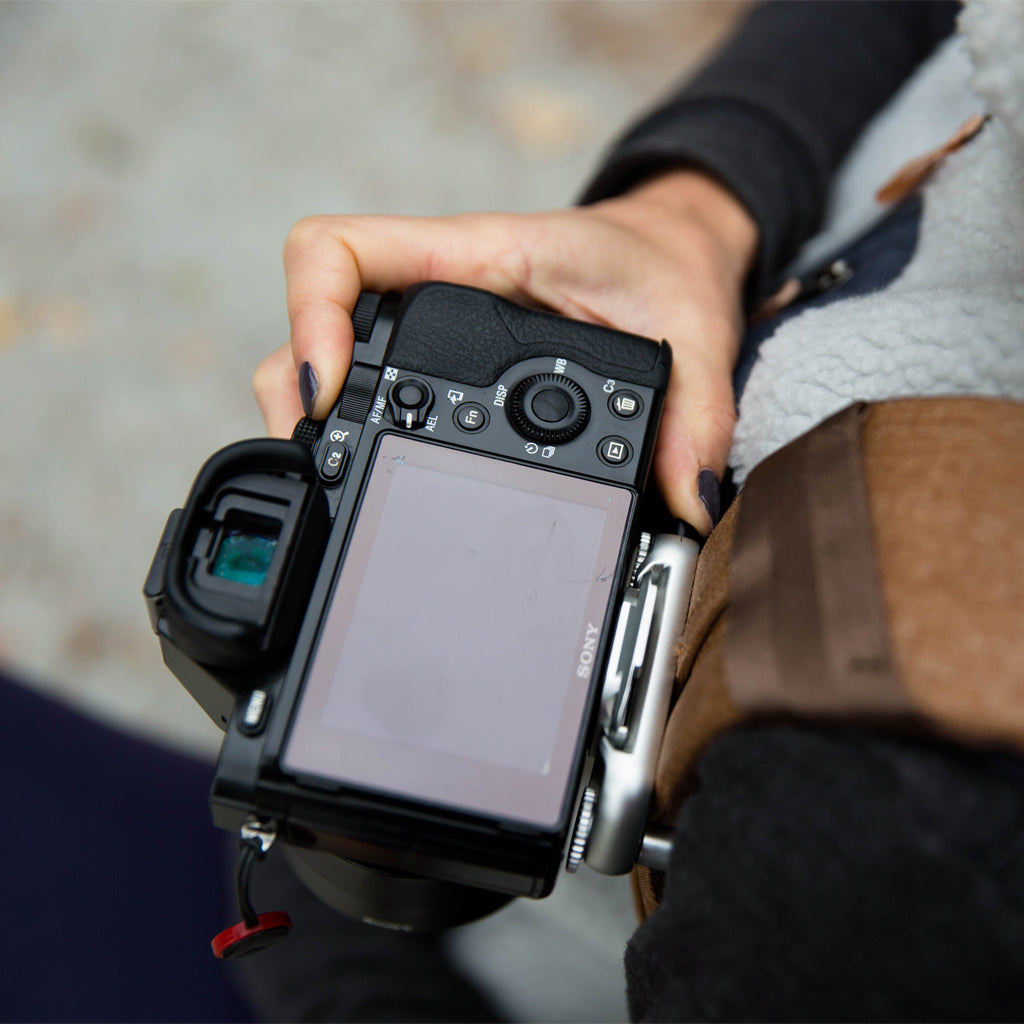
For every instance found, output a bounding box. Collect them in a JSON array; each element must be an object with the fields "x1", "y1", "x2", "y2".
[
  {"x1": 697, "y1": 468, "x2": 721, "y2": 527},
  {"x1": 298, "y1": 361, "x2": 319, "y2": 418}
]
